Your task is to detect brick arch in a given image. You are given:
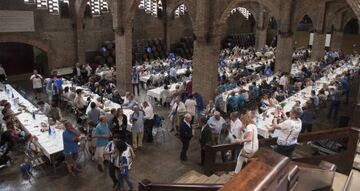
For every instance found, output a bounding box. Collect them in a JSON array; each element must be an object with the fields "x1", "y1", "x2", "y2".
[
  {"x1": 292, "y1": 7, "x2": 318, "y2": 32},
  {"x1": 0, "y1": 34, "x2": 56, "y2": 74},
  {"x1": 126, "y1": 0, "x2": 141, "y2": 25},
  {"x1": 214, "y1": 0, "x2": 279, "y2": 36},
  {"x1": 293, "y1": 14, "x2": 315, "y2": 32},
  {"x1": 346, "y1": 0, "x2": 360, "y2": 20},
  {"x1": 325, "y1": 6, "x2": 350, "y2": 31},
  {"x1": 167, "y1": 0, "x2": 195, "y2": 30}
]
